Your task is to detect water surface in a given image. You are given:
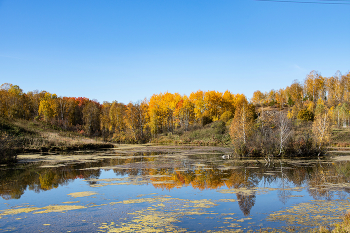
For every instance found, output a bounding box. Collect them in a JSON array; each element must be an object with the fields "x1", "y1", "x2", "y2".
[{"x1": 1, "y1": 145, "x2": 349, "y2": 232}]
